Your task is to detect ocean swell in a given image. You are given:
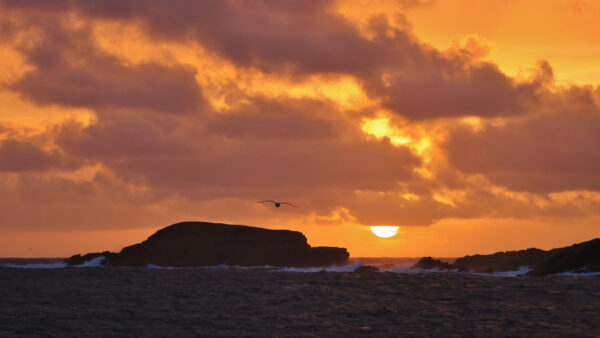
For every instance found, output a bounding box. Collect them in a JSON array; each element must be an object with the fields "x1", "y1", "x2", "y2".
[{"x1": 1, "y1": 258, "x2": 599, "y2": 277}]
